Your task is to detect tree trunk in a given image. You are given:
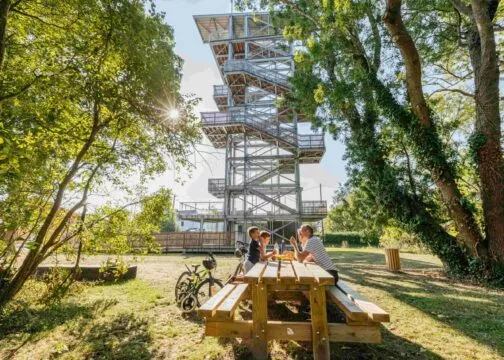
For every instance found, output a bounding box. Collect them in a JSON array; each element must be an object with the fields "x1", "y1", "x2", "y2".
[
  {"x1": 0, "y1": 111, "x2": 100, "y2": 307},
  {"x1": 382, "y1": 0, "x2": 487, "y2": 261},
  {"x1": 0, "y1": 0, "x2": 11, "y2": 70},
  {"x1": 467, "y1": 1, "x2": 504, "y2": 265}
]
